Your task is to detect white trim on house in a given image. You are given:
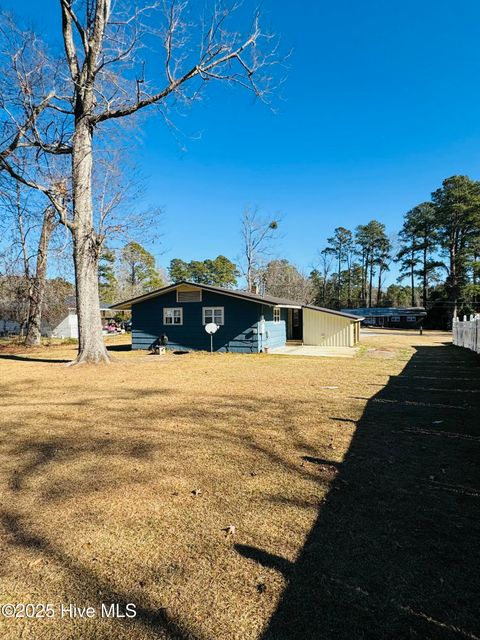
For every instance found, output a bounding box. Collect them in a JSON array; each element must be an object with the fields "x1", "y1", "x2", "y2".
[
  {"x1": 164, "y1": 307, "x2": 183, "y2": 325},
  {"x1": 273, "y1": 307, "x2": 281, "y2": 323},
  {"x1": 203, "y1": 307, "x2": 224, "y2": 325}
]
